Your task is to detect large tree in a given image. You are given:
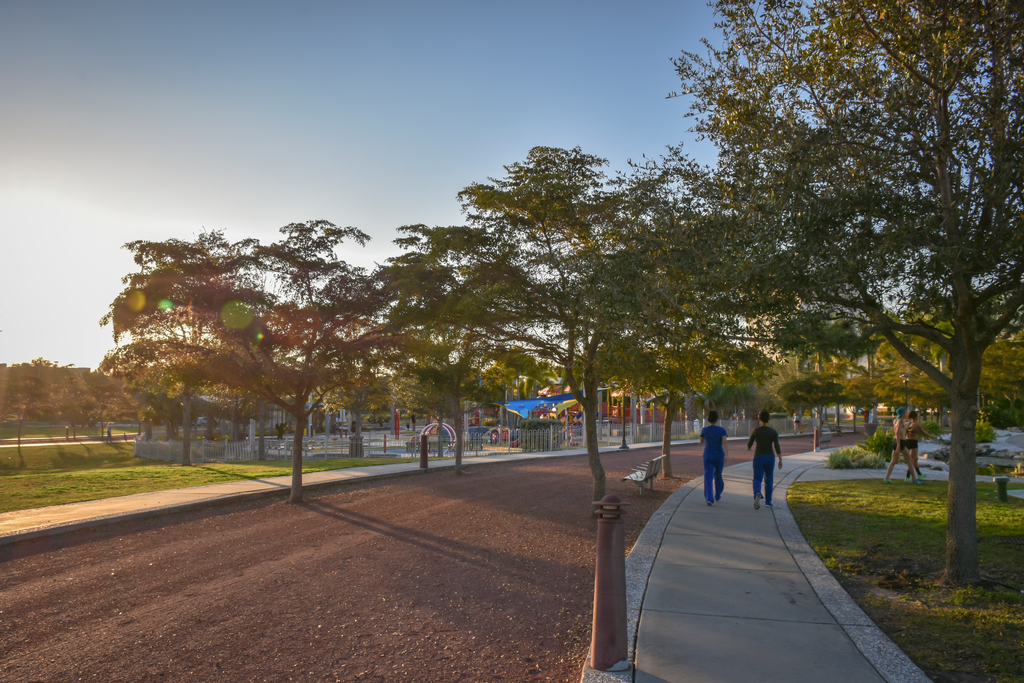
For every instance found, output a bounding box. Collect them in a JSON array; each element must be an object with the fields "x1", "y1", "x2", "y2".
[
  {"x1": 102, "y1": 230, "x2": 243, "y2": 464},
  {"x1": 383, "y1": 223, "x2": 503, "y2": 475},
  {"x1": 105, "y1": 222, "x2": 385, "y2": 501},
  {"x1": 675, "y1": 0, "x2": 1024, "y2": 584},
  {"x1": 454, "y1": 146, "x2": 630, "y2": 500},
  {"x1": 3, "y1": 361, "x2": 53, "y2": 449}
]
